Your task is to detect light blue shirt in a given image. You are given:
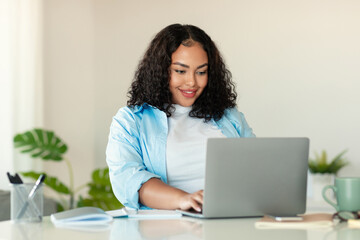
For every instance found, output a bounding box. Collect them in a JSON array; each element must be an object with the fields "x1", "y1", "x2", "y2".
[{"x1": 106, "y1": 103, "x2": 255, "y2": 209}]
